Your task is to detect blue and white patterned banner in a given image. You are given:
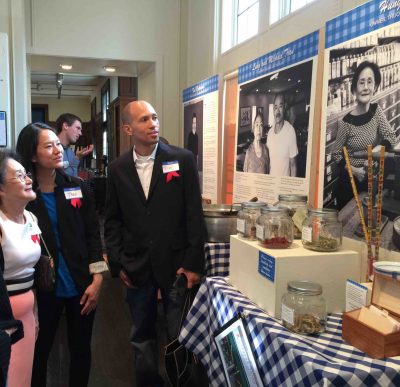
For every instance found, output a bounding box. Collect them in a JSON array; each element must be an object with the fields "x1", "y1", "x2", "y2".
[
  {"x1": 326, "y1": 0, "x2": 400, "y2": 48},
  {"x1": 238, "y1": 31, "x2": 319, "y2": 84},
  {"x1": 182, "y1": 75, "x2": 219, "y2": 103}
]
